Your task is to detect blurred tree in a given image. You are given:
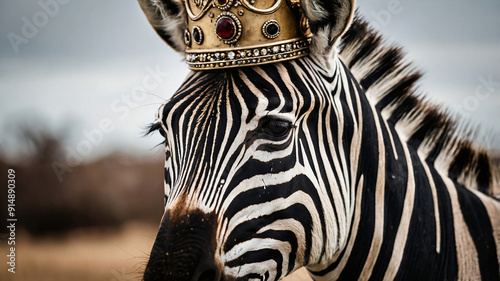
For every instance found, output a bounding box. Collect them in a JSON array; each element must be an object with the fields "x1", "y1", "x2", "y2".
[{"x1": 0, "y1": 117, "x2": 164, "y2": 235}]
